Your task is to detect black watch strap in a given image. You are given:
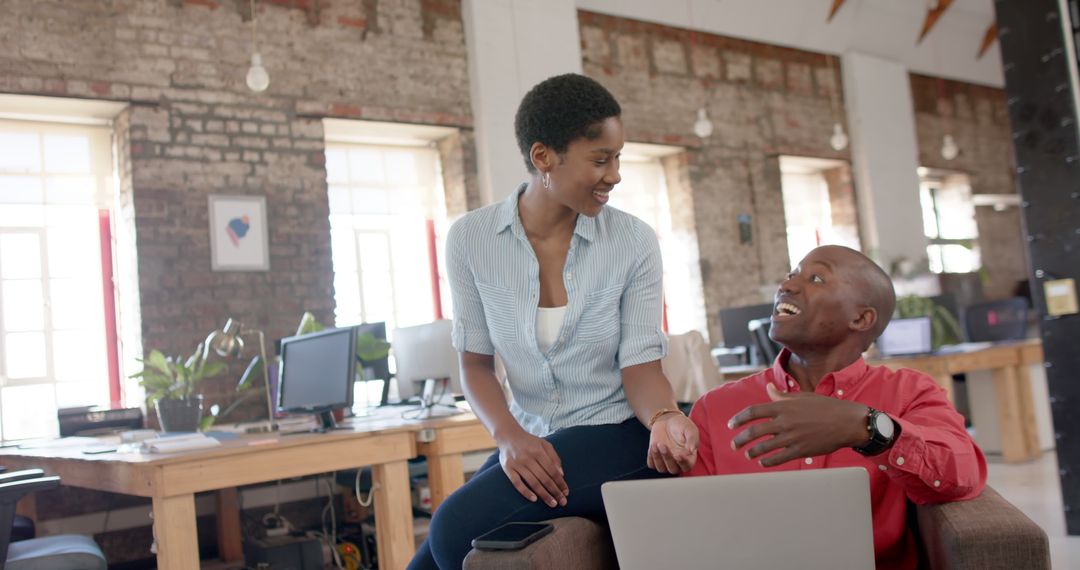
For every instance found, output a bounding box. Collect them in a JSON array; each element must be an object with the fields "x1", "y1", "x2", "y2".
[{"x1": 853, "y1": 408, "x2": 894, "y2": 456}]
